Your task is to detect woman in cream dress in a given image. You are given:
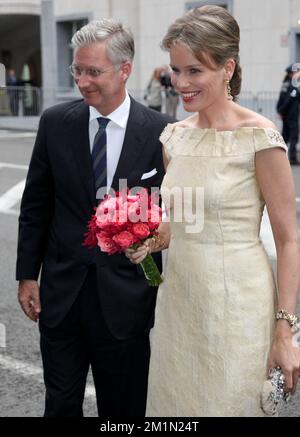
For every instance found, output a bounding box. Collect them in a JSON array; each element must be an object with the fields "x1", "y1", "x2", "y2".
[{"x1": 127, "y1": 6, "x2": 300, "y2": 417}]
